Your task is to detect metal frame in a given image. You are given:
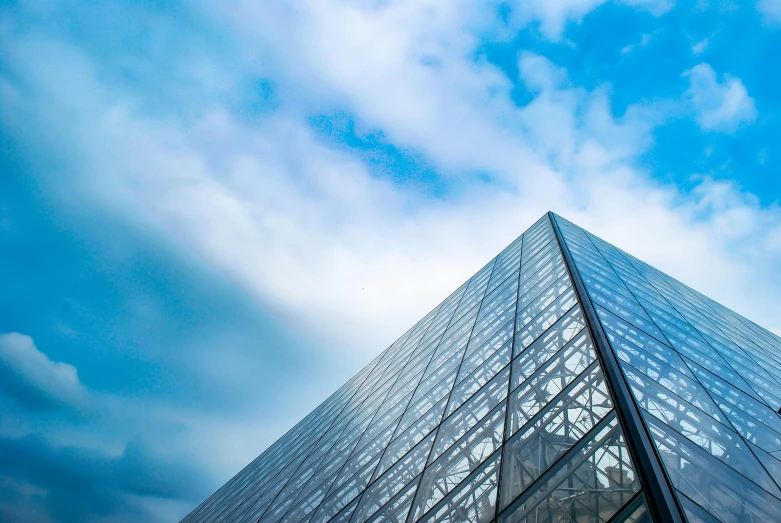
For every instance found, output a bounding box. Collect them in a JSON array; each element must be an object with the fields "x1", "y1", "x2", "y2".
[{"x1": 547, "y1": 212, "x2": 685, "y2": 523}]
